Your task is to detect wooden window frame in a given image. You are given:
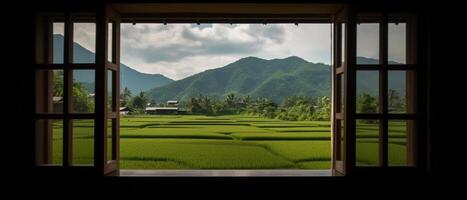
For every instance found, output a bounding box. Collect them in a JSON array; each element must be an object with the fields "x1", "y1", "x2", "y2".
[{"x1": 34, "y1": 7, "x2": 120, "y2": 175}]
